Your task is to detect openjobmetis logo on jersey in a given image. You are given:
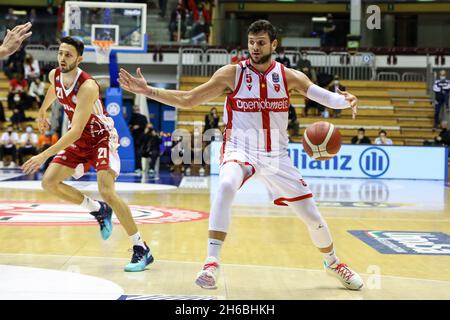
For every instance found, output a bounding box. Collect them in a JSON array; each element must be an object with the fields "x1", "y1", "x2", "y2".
[{"x1": 0, "y1": 202, "x2": 208, "y2": 226}]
